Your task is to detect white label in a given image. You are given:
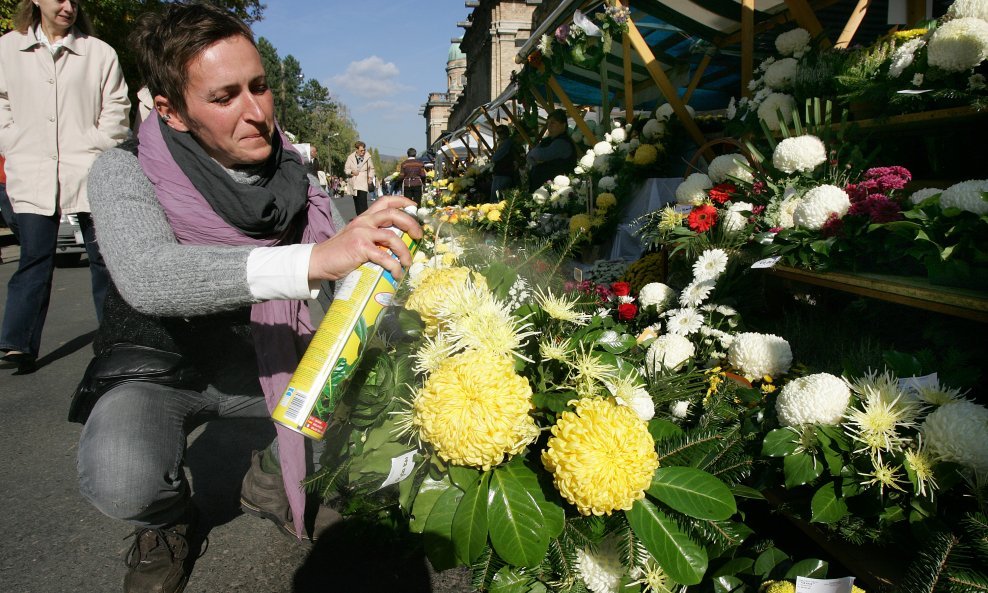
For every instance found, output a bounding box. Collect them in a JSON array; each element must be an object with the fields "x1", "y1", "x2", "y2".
[
  {"x1": 795, "y1": 576, "x2": 855, "y2": 593},
  {"x1": 378, "y1": 450, "x2": 417, "y2": 490},
  {"x1": 899, "y1": 372, "x2": 938, "y2": 394},
  {"x1": 573, "y1": 267, "x2": 584, "y2": 282},
  {"x1": 751, "y1": 256, "x2": 782, "y2": 269},
  {"x1": 674, "y1": 203, "x2": 693, "y2": 214},
  {"x1": 335, "y1": 269, "x2": 361, "y2": 301},
  {"x1": 897, "y1": 89, "x2": 932, "y2": 94}
]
